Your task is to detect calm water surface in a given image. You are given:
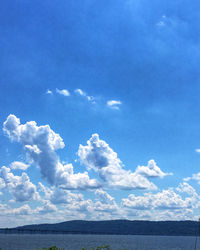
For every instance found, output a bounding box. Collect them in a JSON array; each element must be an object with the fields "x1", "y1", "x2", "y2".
[{"x1": 0, "y1": 234, "x2": 199, "y2": 250}]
